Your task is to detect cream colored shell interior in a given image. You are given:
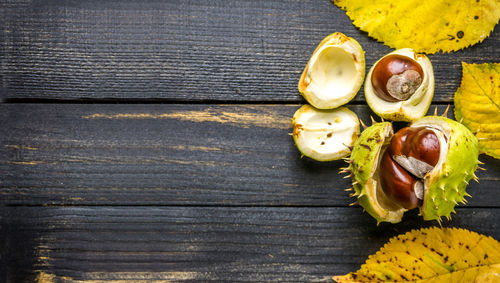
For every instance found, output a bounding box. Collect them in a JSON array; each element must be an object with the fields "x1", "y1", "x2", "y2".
[
  {"x1": 292, "y1": 105, "x2": 360, "y2": 161},
  {"x1": 299, "y1": 33, "x2": 365, "y2": 109}
]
